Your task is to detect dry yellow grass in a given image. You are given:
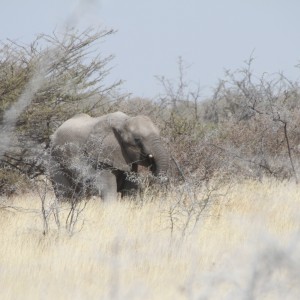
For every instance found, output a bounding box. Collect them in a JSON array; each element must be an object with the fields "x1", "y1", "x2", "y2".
[{"x1": 0, "y1": 179, "x2": 300, "y2": 299}]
